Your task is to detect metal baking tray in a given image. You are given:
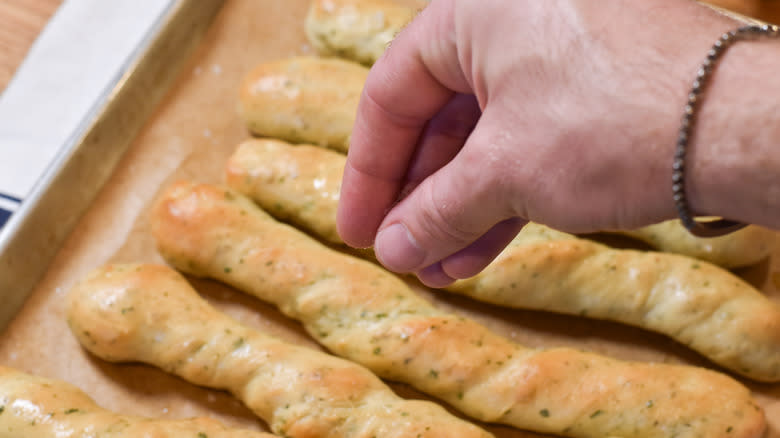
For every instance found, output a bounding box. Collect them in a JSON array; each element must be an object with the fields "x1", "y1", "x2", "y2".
[
  {"x1": 0, "y1": 1, "x2": 777, "y2": 437},
  {"x1": 0, "y1": 0, "x2": 224, "y2": 330}
]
